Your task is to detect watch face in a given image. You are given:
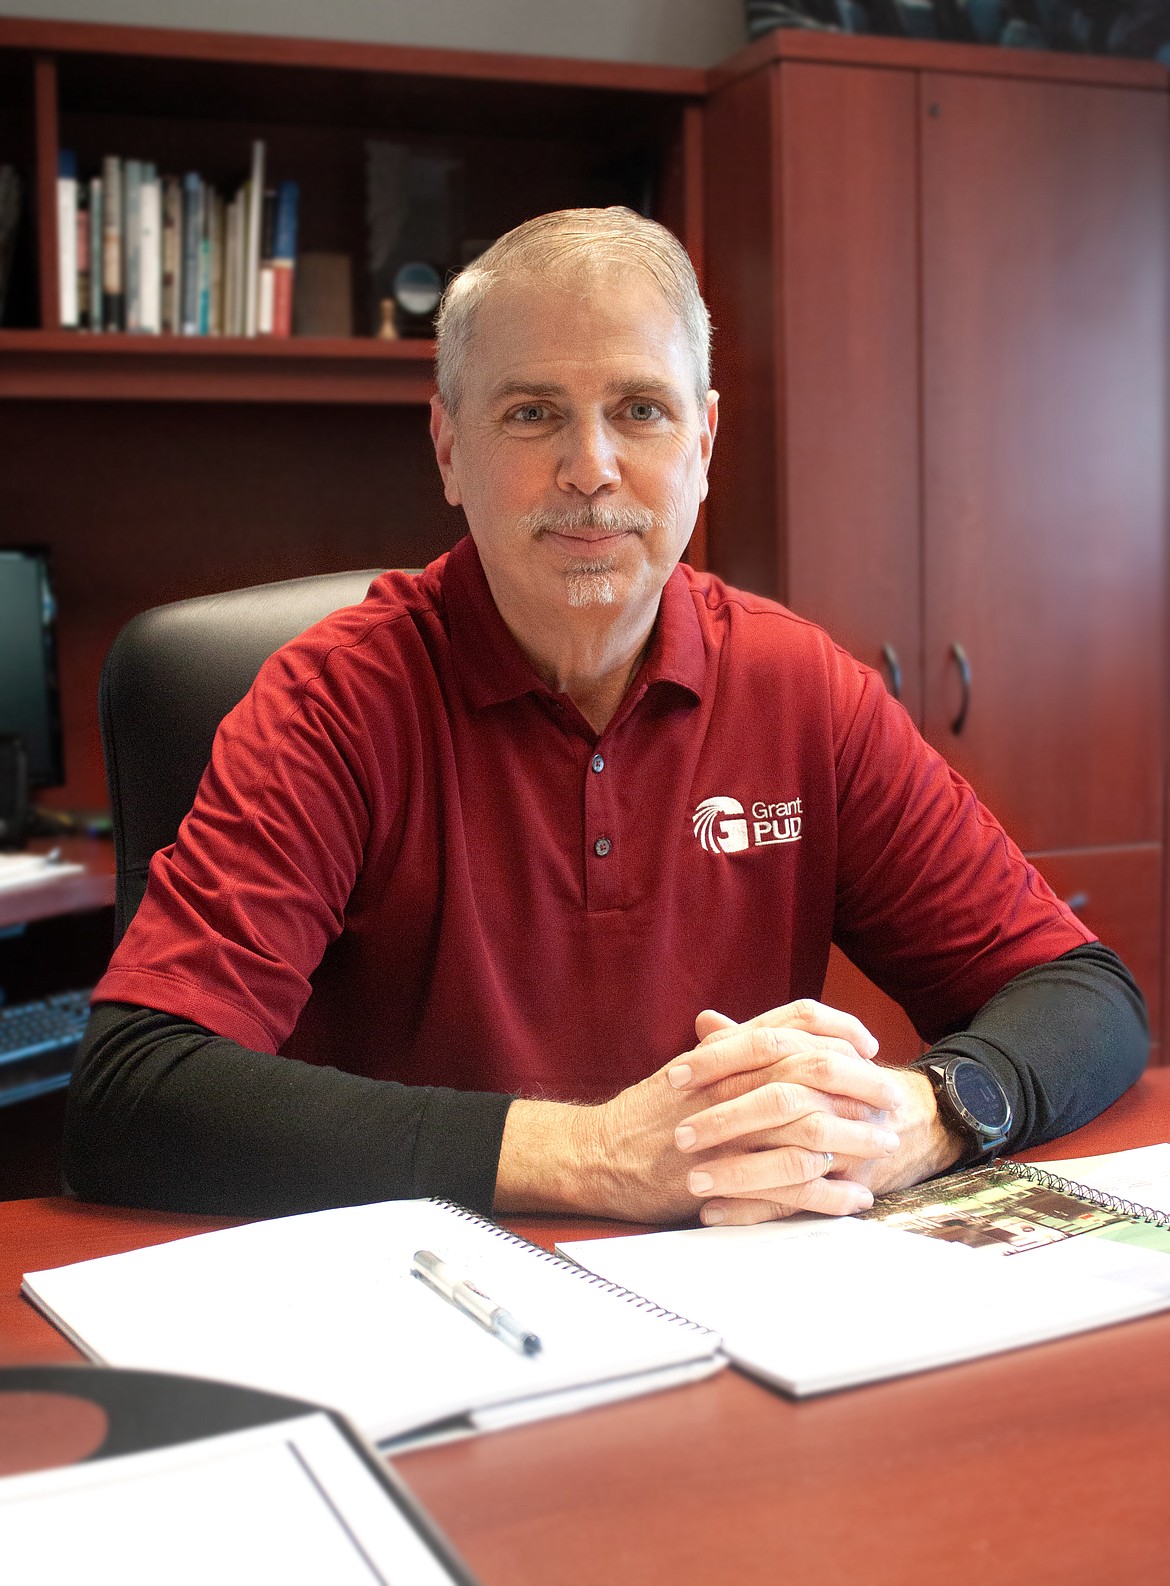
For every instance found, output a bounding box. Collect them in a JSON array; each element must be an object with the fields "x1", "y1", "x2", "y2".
[{"x1": 950, "y1": 1060, "x2": 1010, "y2": 1133}]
